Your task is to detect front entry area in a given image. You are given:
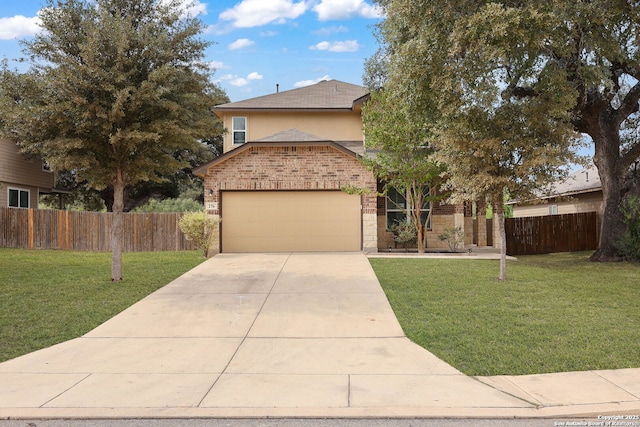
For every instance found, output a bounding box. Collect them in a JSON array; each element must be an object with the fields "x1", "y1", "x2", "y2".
[{"x1": 221, "y1": 190, "x2": 361, "y2": 252}]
